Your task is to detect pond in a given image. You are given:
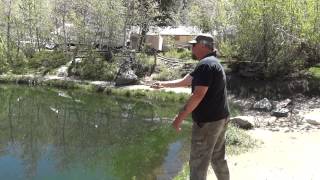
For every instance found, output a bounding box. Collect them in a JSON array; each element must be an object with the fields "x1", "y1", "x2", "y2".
[{"x1": 0, "y1": 85, "x2": 192, "y2": 180}]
